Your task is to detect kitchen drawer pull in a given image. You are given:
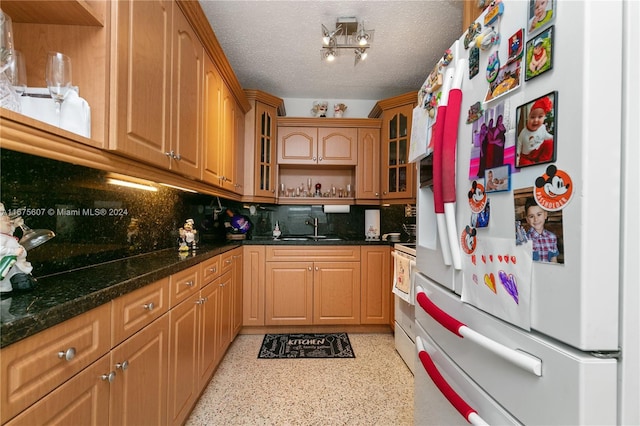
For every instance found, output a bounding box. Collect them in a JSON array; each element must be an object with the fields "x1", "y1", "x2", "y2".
[
  {"x1": 115, "y1": 360, "x2": 129, "y2": 371},
  {"x1": 57, "y1": 347, "x2": 76, "y2": 361},
  {"x1": 225, "y1": 259, "x2": 232, "y2": 265},
  {"x1": 416, "y1": 285, "x2": 542, "y2": 376},
  {"x1": 101, "y1": 371, "x2": 116, "y2": 383},
  {"x1": 416, "y1": 336, "x2": 488, "y2": 426},
  {"x1": 184, "y1": 280, "x2": 195, "y2": 287},
  {"x1": 143, "y1": 302, "x2": 155, "y2": 311},
  {"x1": 209, "y1": 266, "x2": 217, "y2": 273}
]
